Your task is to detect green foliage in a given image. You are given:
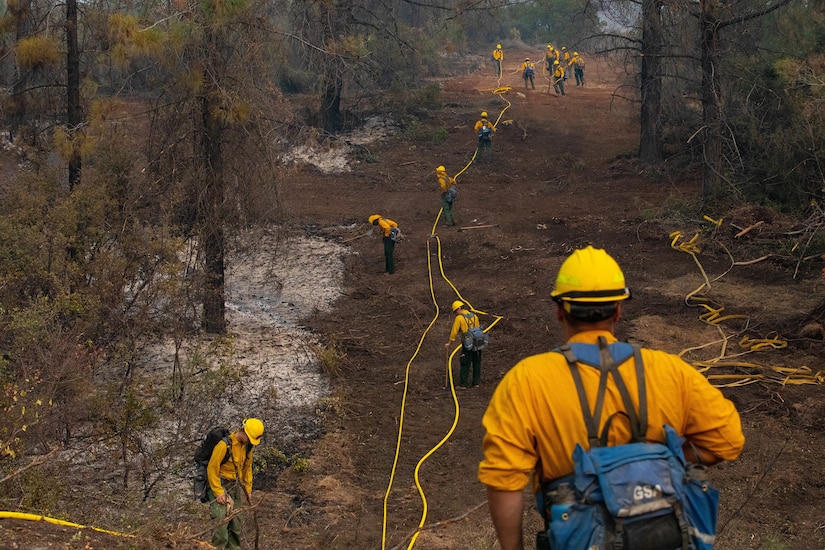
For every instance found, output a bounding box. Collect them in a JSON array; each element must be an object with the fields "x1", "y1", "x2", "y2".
[
  {"x1": 312, "y1": 342, "x2": 344, "y2": 378},
  {"x1": 761, "y1": 534, "x2": 790, "y2": 550},
  {"x1": 253, "y1": 446, "x2": 309, "y2": 474},
  {"x1": 728, "y1": 53, "x2": 825, "y2": 210},
  {"x1": 15, "y1": 35, "x2": 61, "y2": 71},
  {"x1": 401, "y1": 119, "x2": 448, "y2": 145},
  {"x1": 15, "y1": 463, "x2": 67, "y2": 513}
]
